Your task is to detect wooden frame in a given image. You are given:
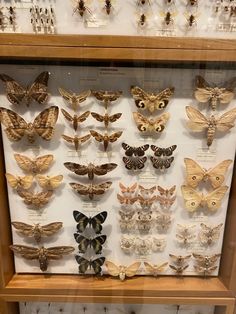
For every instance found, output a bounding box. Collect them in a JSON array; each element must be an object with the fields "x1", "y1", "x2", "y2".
[{"x1": 0, "y1": 34, "x2": 236, "y2": 314}]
